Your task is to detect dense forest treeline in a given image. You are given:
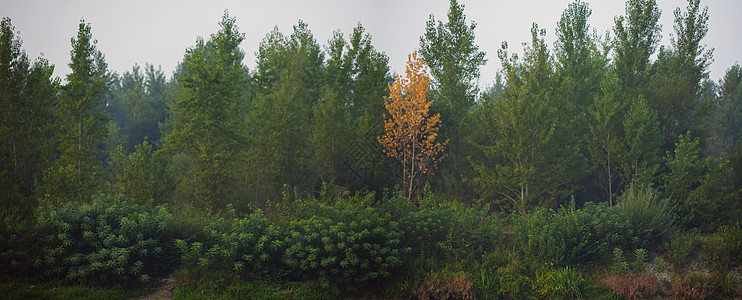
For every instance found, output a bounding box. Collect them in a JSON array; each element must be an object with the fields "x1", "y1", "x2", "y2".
[
  {"x1": 1, "y1": 0, "x2": 742, "y2": 298},
  {"x1": 2, "y1": 0, "x2": 740, "y2": 221}
]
